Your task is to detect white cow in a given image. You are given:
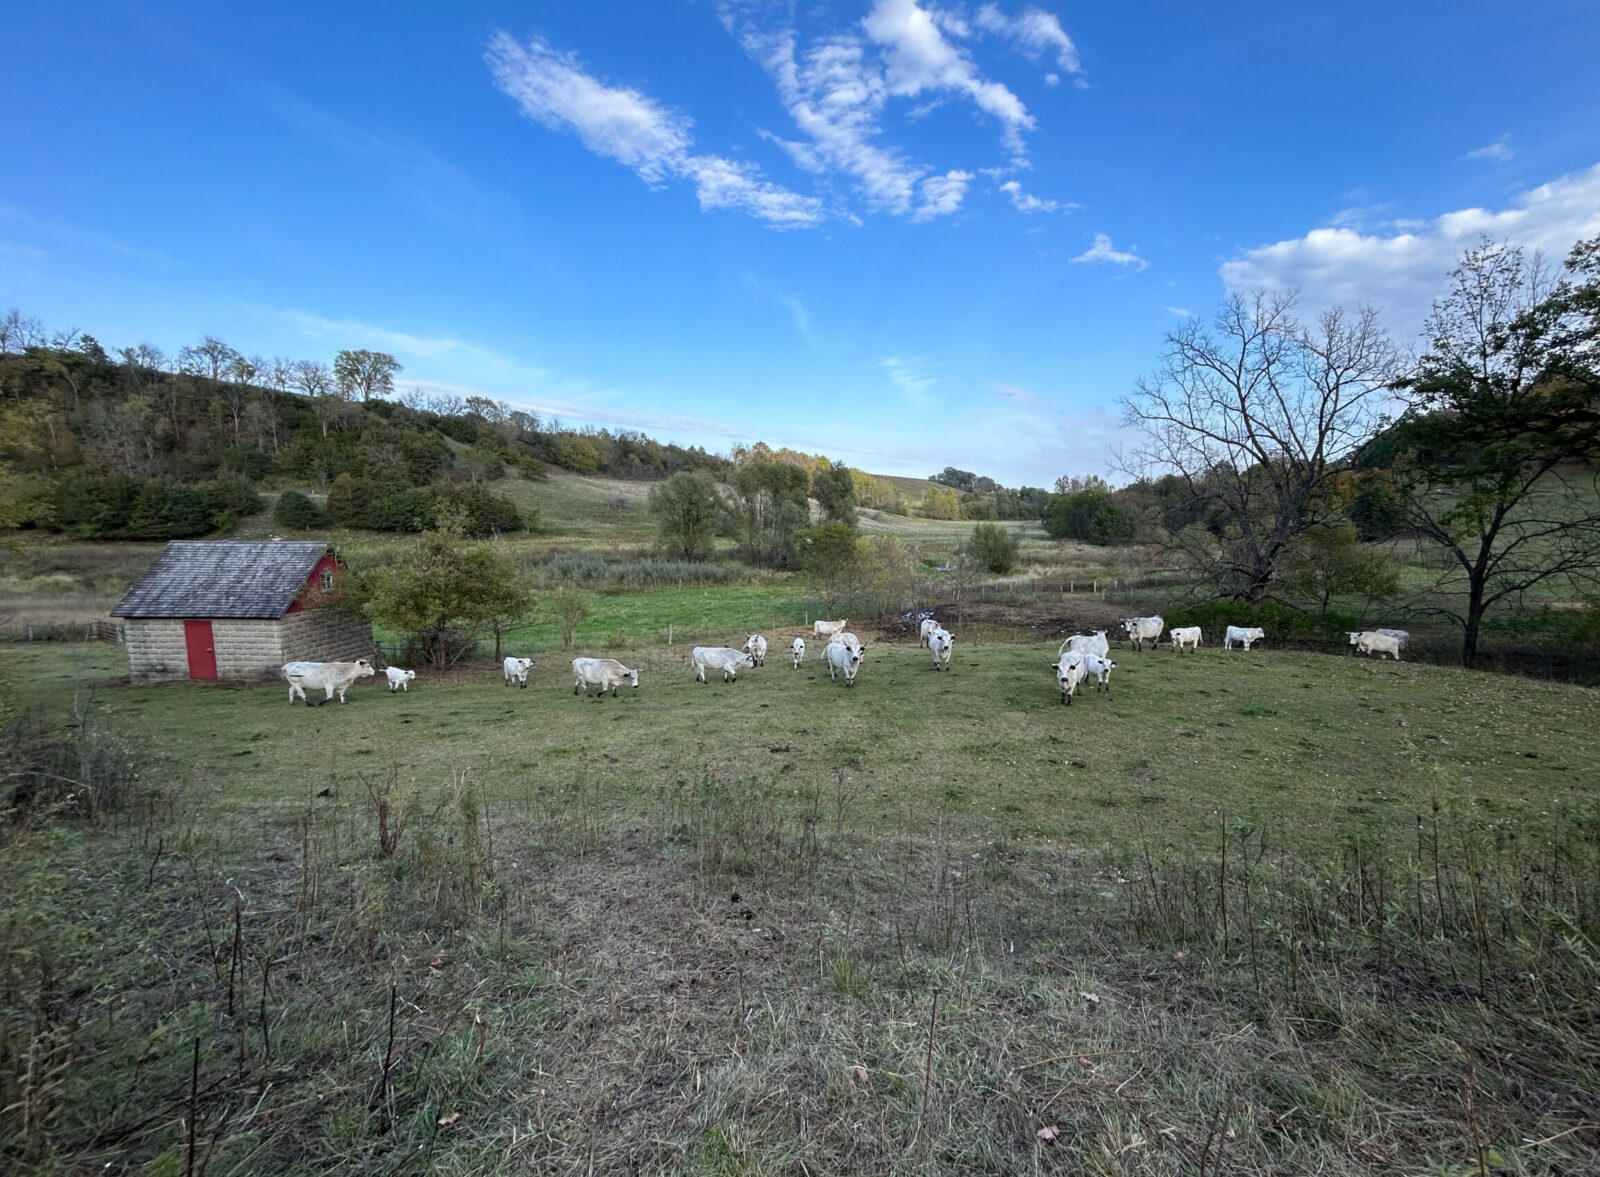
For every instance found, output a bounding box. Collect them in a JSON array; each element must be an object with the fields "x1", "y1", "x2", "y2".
[
  {"x1": 918, "y1": 617, "x2": 940, "y2": 647},
  {"x1": 572, "y1": 657, "x2": 639, "y2": 696},
  {"x1": 790, "y1": 637, "x2": 806, "y2": 668},
  {"x1": 1061, "y1": 630, "x2": 1109, "y2": 659},
  {"x1": 1083, "y1": 652, "x2": 1116, "y2": 692},
  {"x1": 813, "y1": 618, "x2": 848, "y2": 640},
  {"x1": 1349, "y1": 631, "x2": 1403, "y2": 661},
  {"x1": 283, "y1": 658, "x2": 375, "y2": 706},
  {"x1": 824, "y1": 639, "x2": 866, "y2": 687},
  {"x1": 385, "y1": 666, "x2": 416, "y2": 692},
  {"x1": 742, "y1": 634, "x2": 768, "y2": 667},
  {"x1": 929, "y1": 627, "x2": 953, "y2": 672},
  {"x1": 502, "y1": 656, "x2": 533, "y2": 687},
  {"x1": 1223, "y1": 625, "x2": 1265, "y2": 651},
  {"x1": 1170, "y1": 626, "x2": 1202, "y2": 653},
  {"x1": 1121, "y1": 616, "x2": 1164, "y2": 651},
  {"x1": 1349, "y1": 628, "x2": 1409, "y2": 653},
  {"x1": 1052, "y1": 651, "x2": 1087, "y2": 706},
  {"x1": 693, "y1": 646, "x2": 756, "y2": 683}
]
